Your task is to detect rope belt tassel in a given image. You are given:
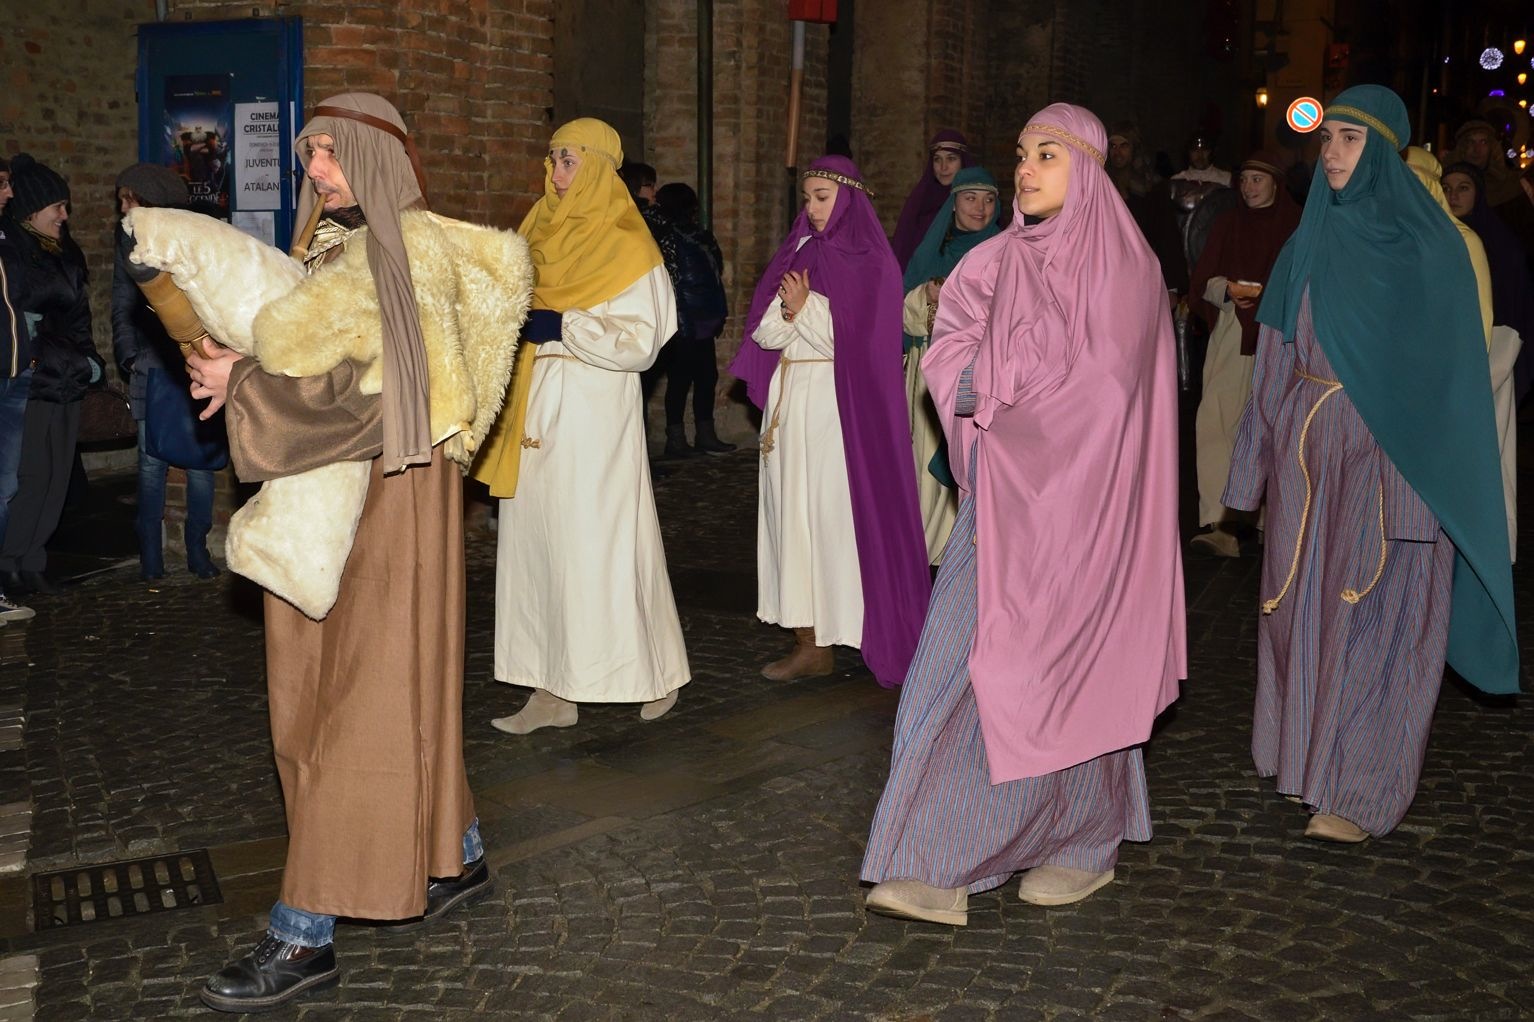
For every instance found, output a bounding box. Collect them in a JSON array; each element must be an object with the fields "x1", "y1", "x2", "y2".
[{"x1": 1260, "y1": 367, "x2": 1390, "y2": 615}]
